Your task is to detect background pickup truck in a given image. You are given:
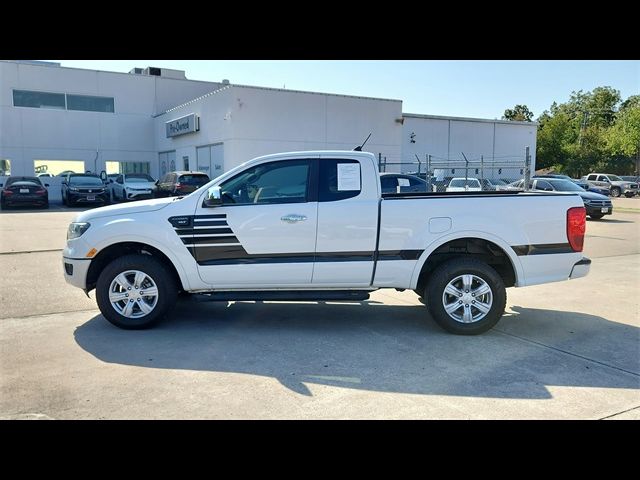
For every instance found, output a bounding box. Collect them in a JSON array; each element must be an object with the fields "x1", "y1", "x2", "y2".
[{"x1": 63, "y1": 151, "x2": 590, "y2": 335}]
